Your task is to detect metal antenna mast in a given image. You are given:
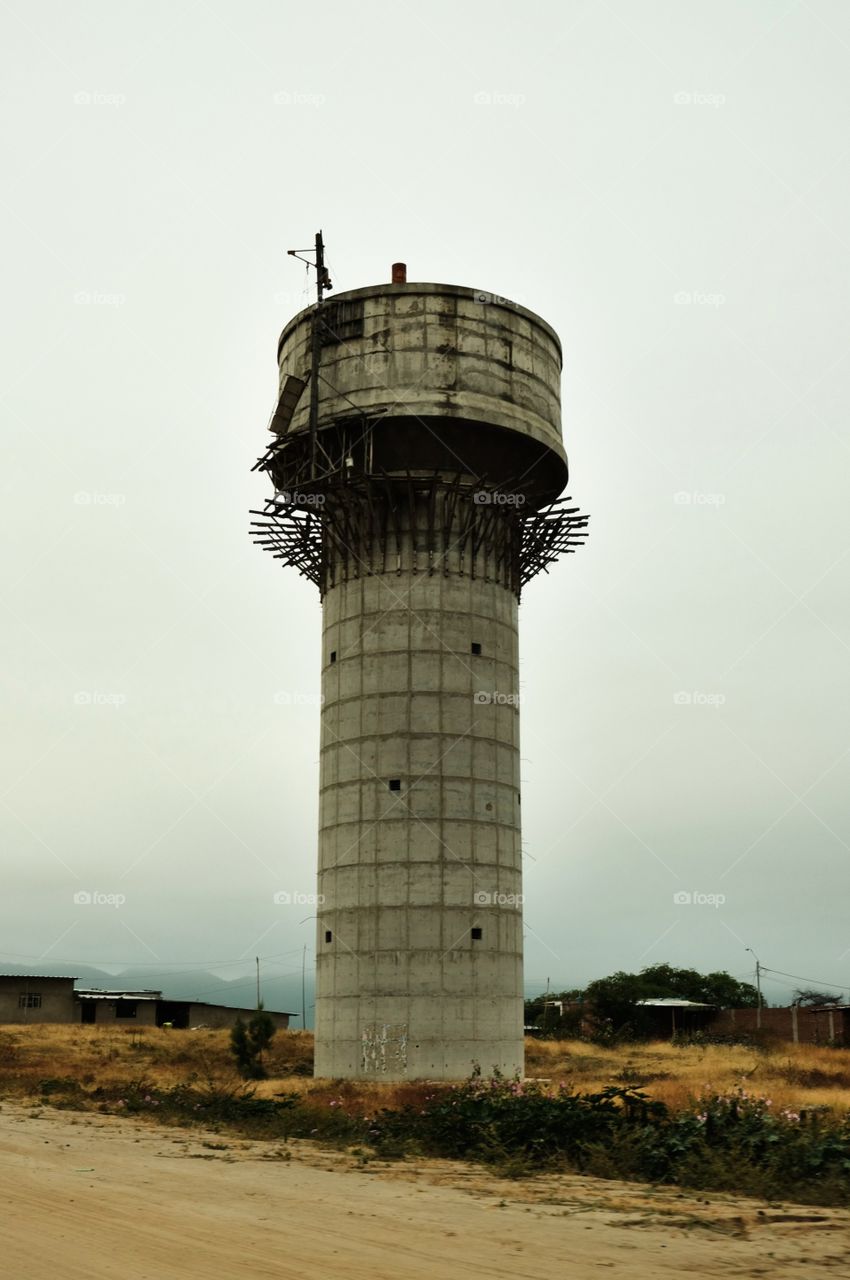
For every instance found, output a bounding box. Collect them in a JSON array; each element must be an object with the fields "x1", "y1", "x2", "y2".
[{"x1": 287, "y1": 231, "x2": 331, "y2": 481}]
